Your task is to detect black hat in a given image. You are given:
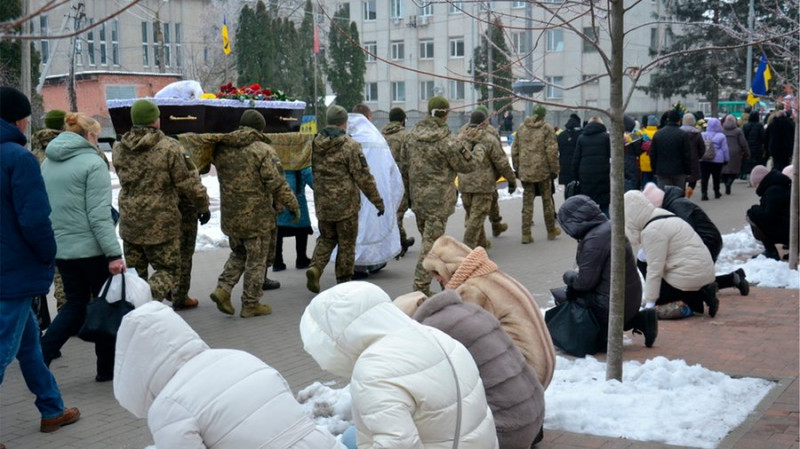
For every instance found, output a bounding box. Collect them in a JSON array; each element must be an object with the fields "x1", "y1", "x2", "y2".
[
  {"x1": 565, "y1": 114, "x2": 581, "y2": 129},
  {"x1": 0, "y1": 86, "x2": 32, "y2": 123},
  {"x1": 389, "y1": 107, "x2": 406, "y2": 123},
  {"x1": 470, "y1": 110, "x2": 487, "y2": 125}
]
